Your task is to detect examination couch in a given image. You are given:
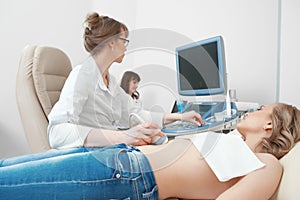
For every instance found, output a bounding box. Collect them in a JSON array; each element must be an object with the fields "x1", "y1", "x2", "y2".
[{"x1": 16, "y1": 45, "x2": 300, "y2": 200}]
